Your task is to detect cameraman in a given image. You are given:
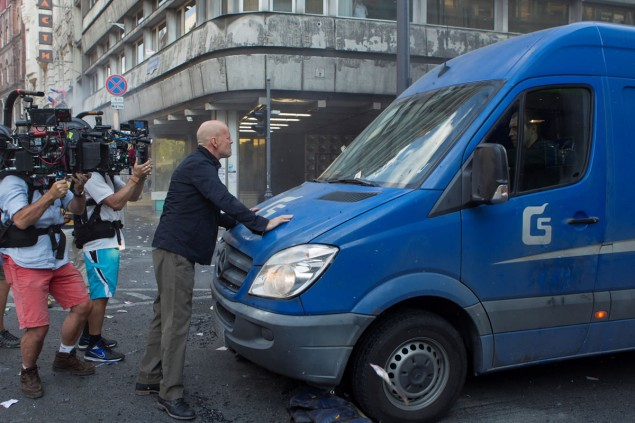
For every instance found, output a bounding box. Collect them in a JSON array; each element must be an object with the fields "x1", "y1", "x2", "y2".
[
  {"x1": 0, "y1": 173, "x2": 95, "y2": 399},
  {"x1": 76, "y1": 159, "x2": 152, "y2": 363}
]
